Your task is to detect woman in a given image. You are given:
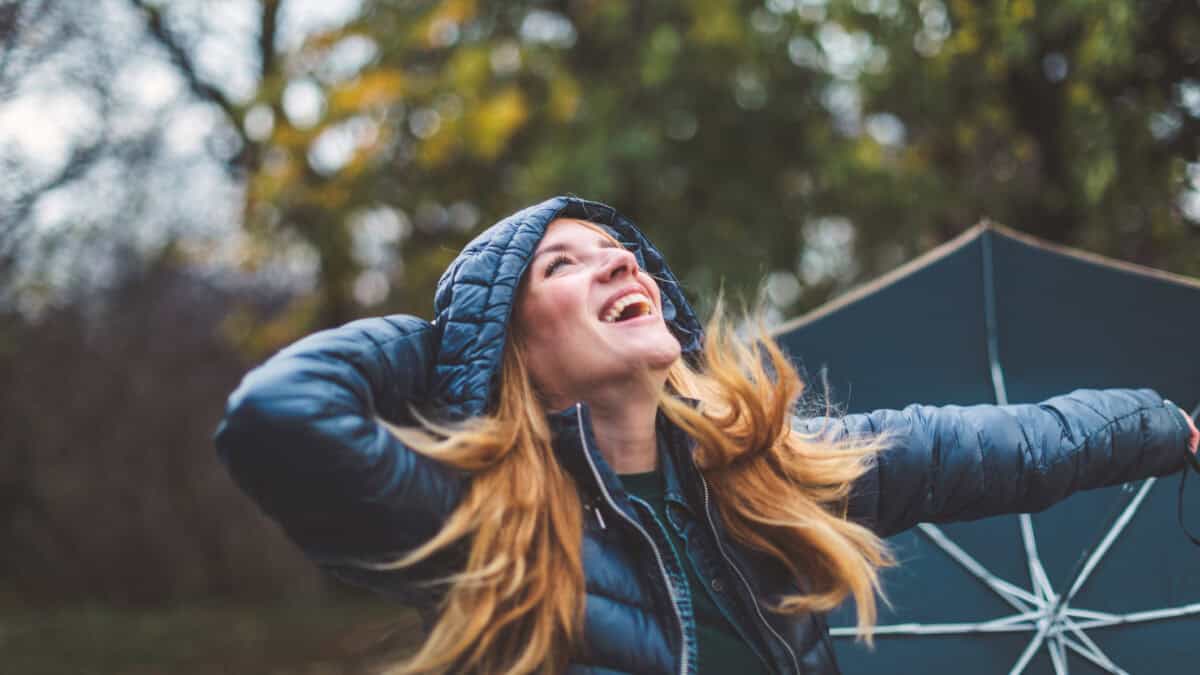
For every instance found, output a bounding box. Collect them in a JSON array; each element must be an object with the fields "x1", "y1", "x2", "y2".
[{"x1": 215, "y1": 196, "x2": 1199, "y2": 675}]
